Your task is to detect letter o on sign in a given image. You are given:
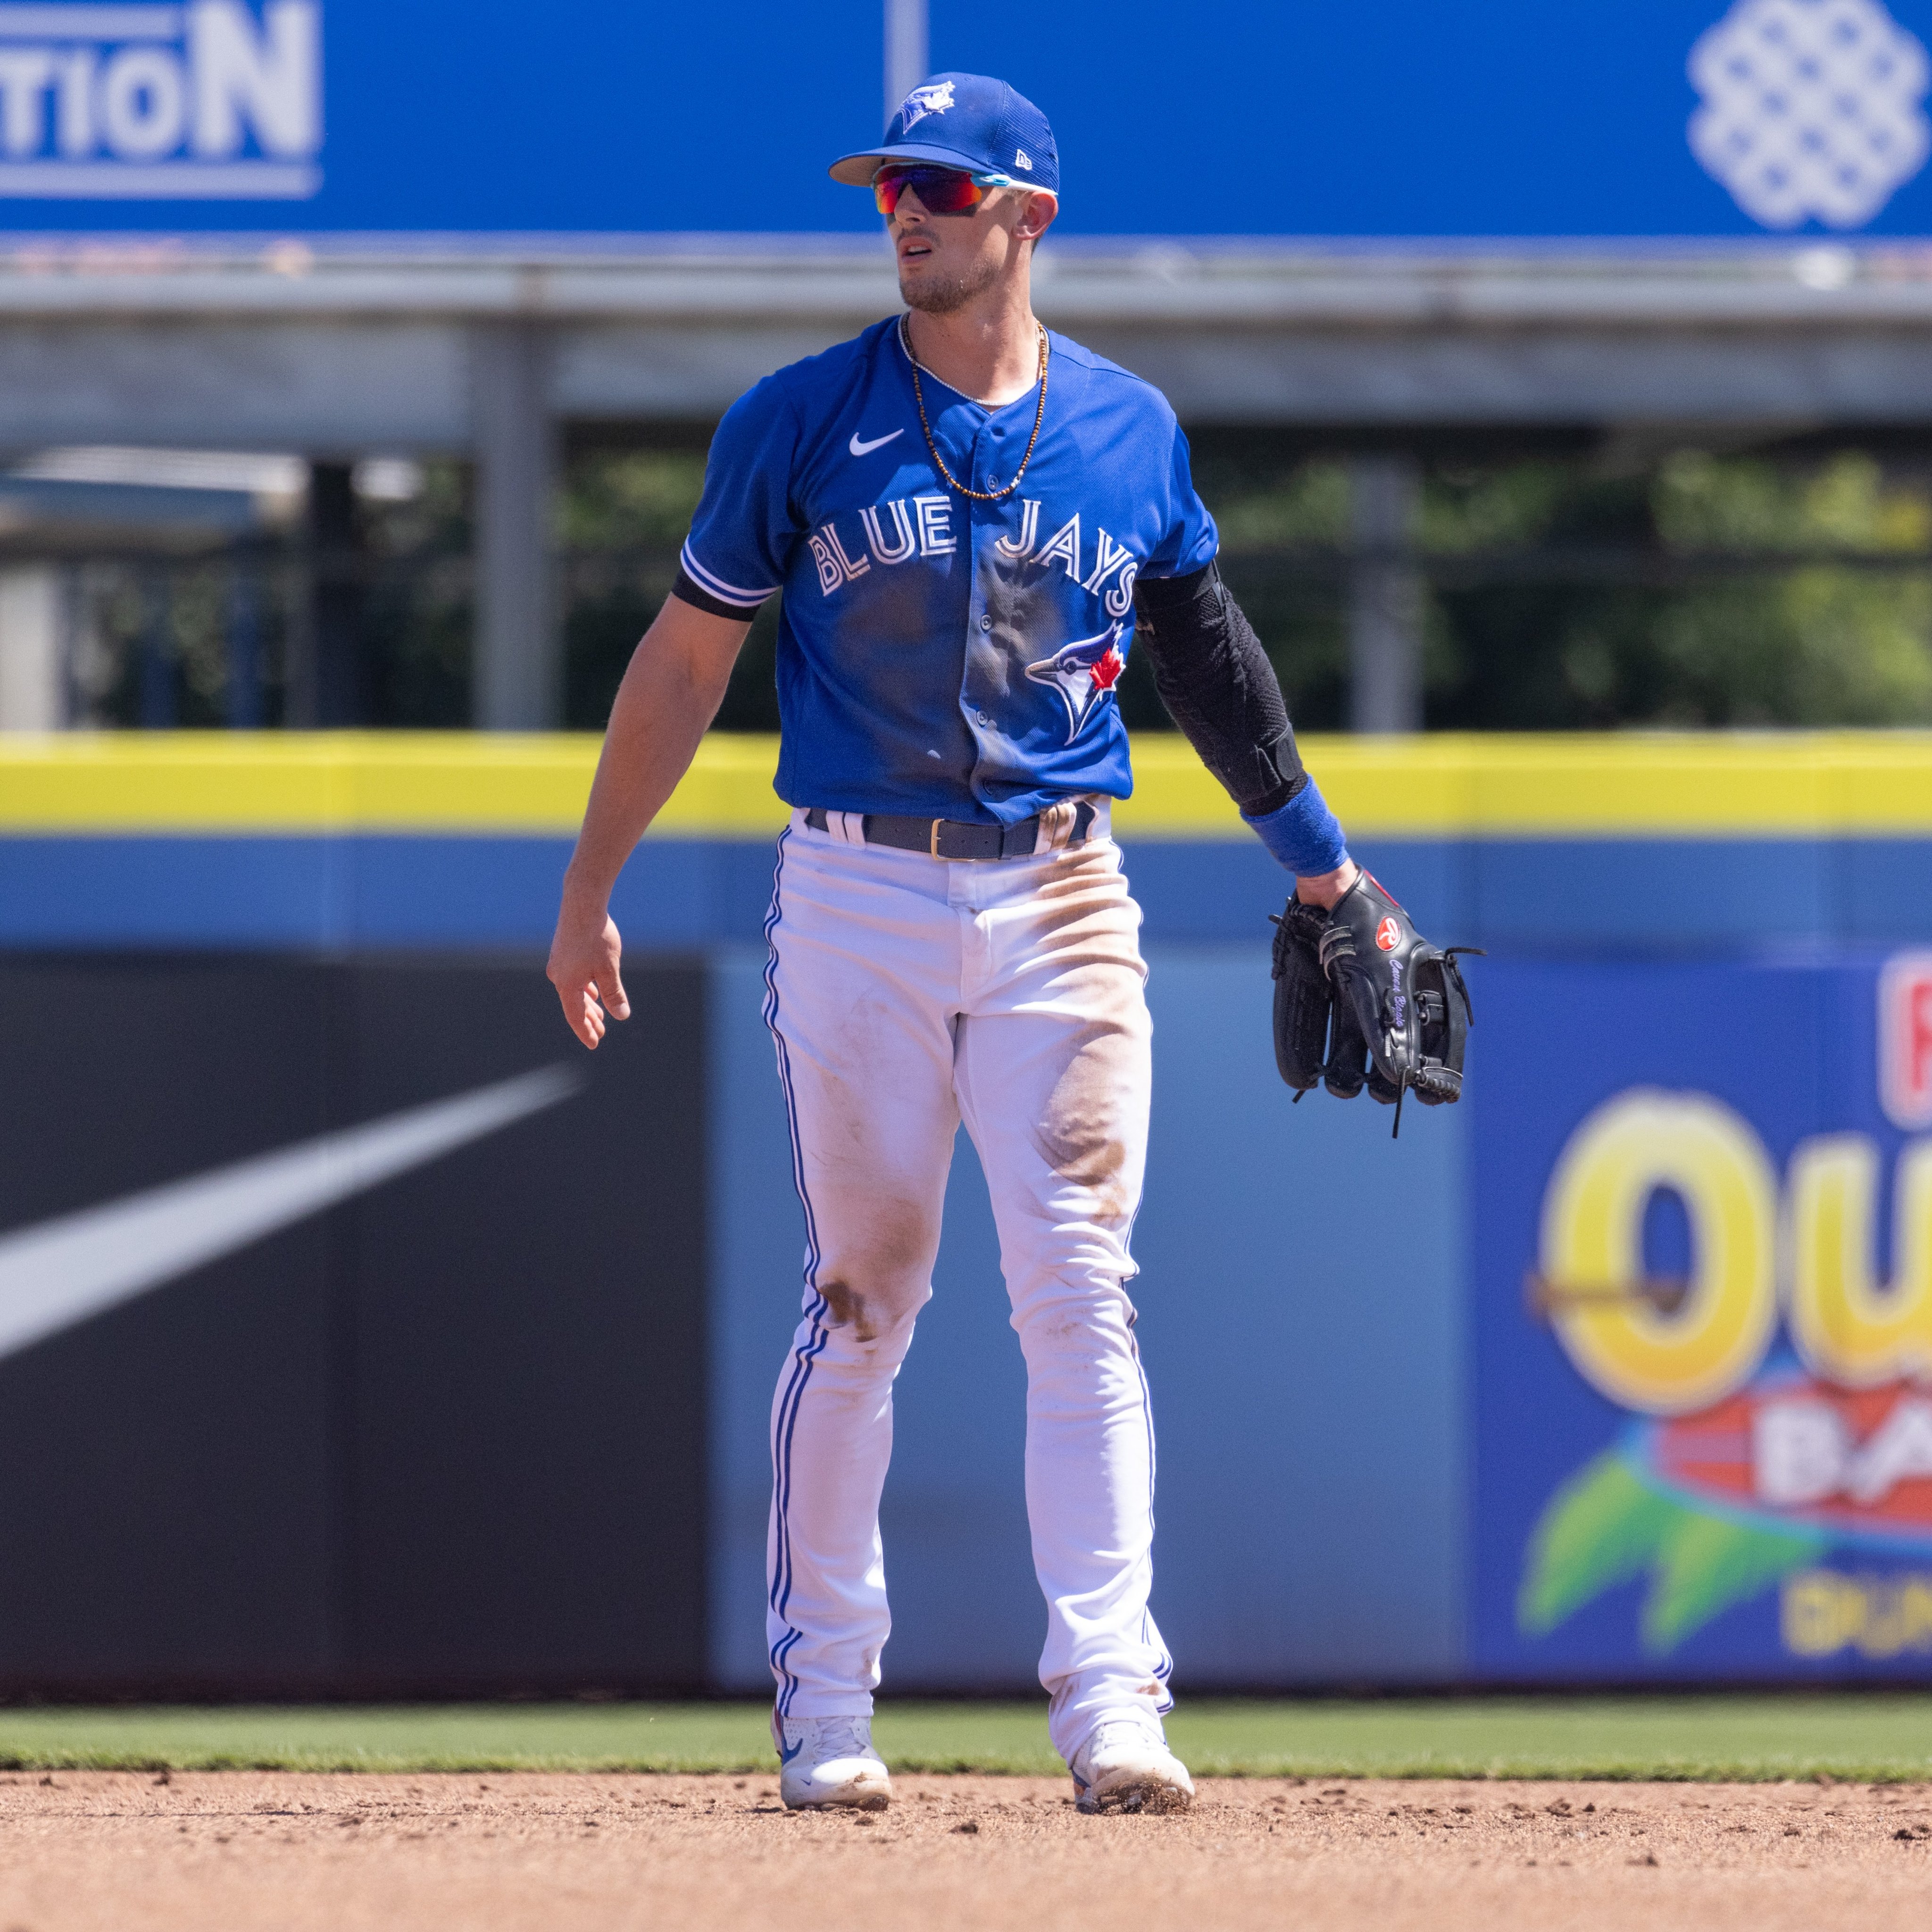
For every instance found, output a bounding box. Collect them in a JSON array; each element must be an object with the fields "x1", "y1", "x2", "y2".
[
  {"x1": 1539, "y1": 1088, "x2": 1778, "y2": 1415},
  {"x1": 100, "y1": 48, "x2": 186, "y2": 160}
]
